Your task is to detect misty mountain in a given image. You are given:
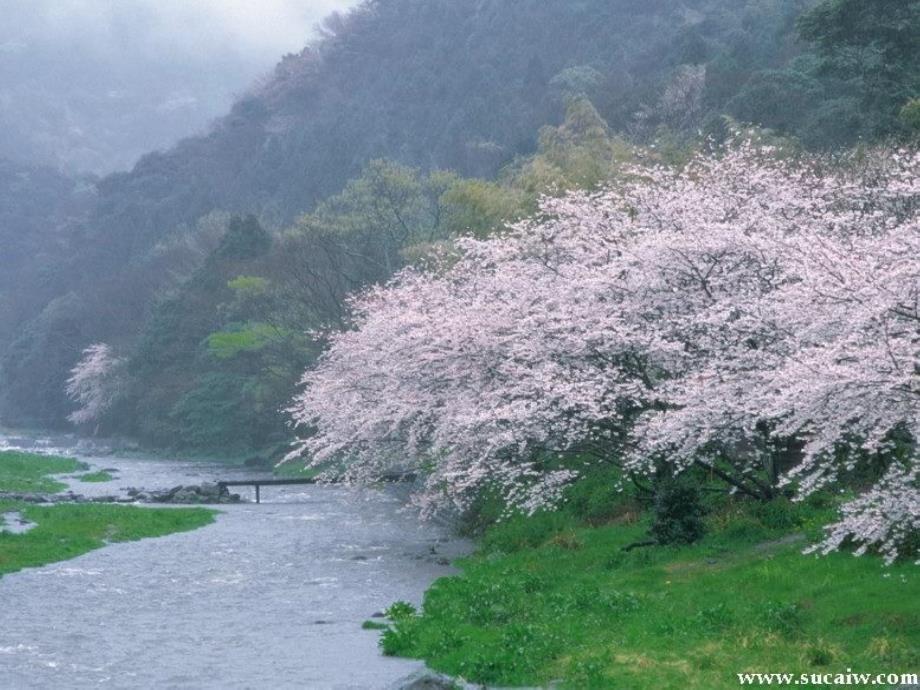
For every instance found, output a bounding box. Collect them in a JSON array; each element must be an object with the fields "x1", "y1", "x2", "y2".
[
  {"x1": 0, "y1": 0, "x2": 356, "y2": 174},
  {"x1": 2, "y1": 0, "x2": 916, "y2": 436}
]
